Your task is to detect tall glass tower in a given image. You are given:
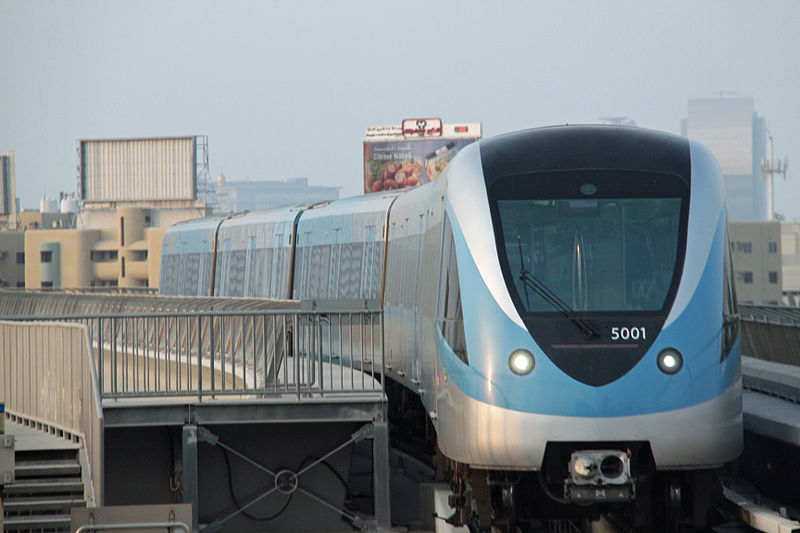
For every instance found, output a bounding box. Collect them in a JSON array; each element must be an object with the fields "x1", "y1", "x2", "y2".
[{"x1": 682, "y1": 97, "x2": 768, "y2": 222}]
